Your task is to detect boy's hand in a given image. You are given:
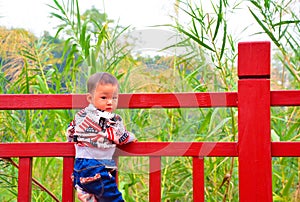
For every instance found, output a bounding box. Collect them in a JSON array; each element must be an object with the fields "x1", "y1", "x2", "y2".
[
  {"x1": 105, "y1": 118, "x2": 137, "y2": 145},
  {"x1": 97, "y1": 110, "x2": 117, "y2": 132},
  {"x1": 66, "y1": 121, "x2": 75, "y2": 142}
]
